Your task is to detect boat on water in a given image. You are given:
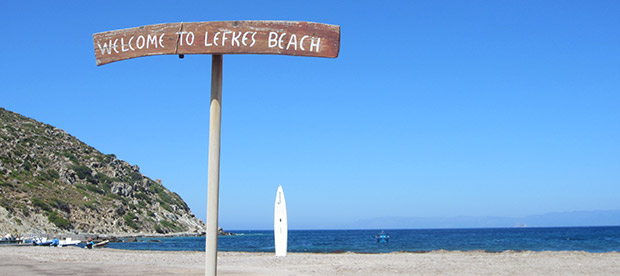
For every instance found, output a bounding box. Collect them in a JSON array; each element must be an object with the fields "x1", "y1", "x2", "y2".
[
  {"x1": 85, "y1": 239, "x2": 109, "y2": 249},
  {"x1": 376, "y1": 231, "x2": 390, "y2": 243}
]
